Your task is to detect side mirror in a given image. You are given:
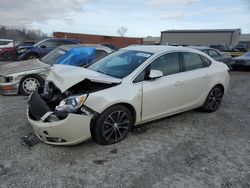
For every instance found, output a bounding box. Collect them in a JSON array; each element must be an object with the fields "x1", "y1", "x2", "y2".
[
  {"x1": 148, "y1": 70, "x2": 163, "y2": 79},
  {"x1": 40, "y1": 45, "x2": 47, "y2": 49}
]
